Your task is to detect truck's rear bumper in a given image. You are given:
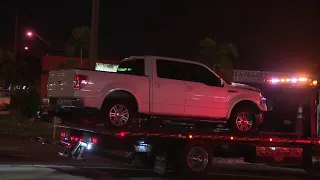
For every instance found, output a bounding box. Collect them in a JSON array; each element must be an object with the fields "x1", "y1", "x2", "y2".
[
  {"x1": 41, "y1": 97, "x2": 100, "y2": 124},
  {"x1": 42, "y1": 97, "x2": 84, "y2": 109}
]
